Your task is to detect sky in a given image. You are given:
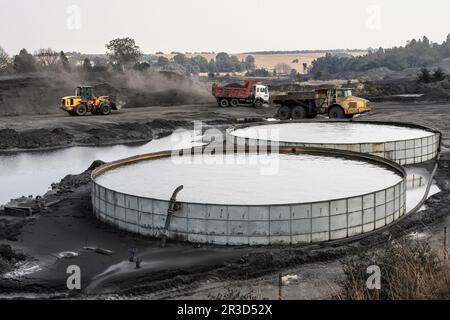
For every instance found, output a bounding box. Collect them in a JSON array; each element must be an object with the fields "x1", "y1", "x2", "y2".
[{"x1": 0, "y1": 0, "x2": 449, "y2": 54}]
